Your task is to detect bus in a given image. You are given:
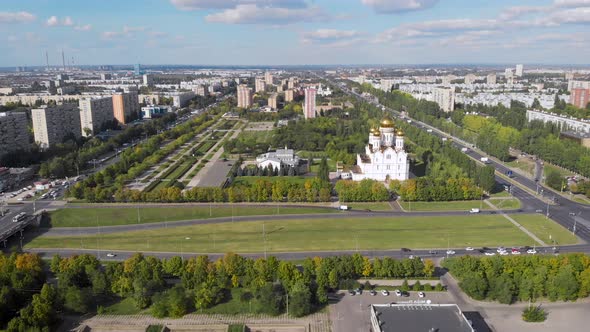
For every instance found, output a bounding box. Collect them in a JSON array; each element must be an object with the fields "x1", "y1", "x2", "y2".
[{"x1": 12, "y1": 212, "x2": 26, "y2": 223}]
